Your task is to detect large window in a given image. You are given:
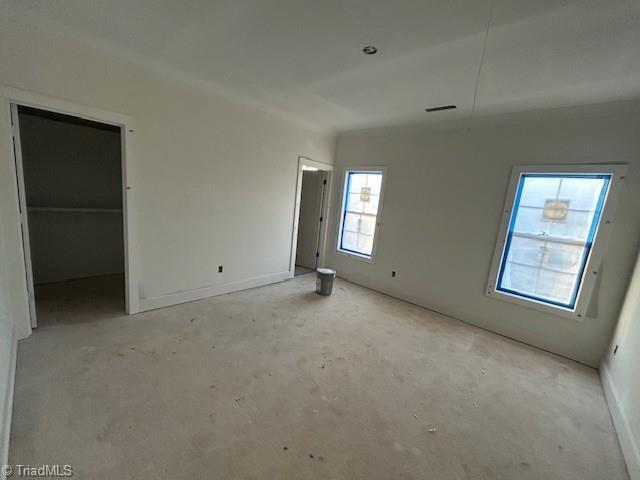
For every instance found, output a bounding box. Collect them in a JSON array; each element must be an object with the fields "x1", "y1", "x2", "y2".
[
  {"x1": 487, "y1": 165, "x2": 625, "y2": 319},
  {"x1": 337, "y1": 169, "x2": 385, "y2": 260}
]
